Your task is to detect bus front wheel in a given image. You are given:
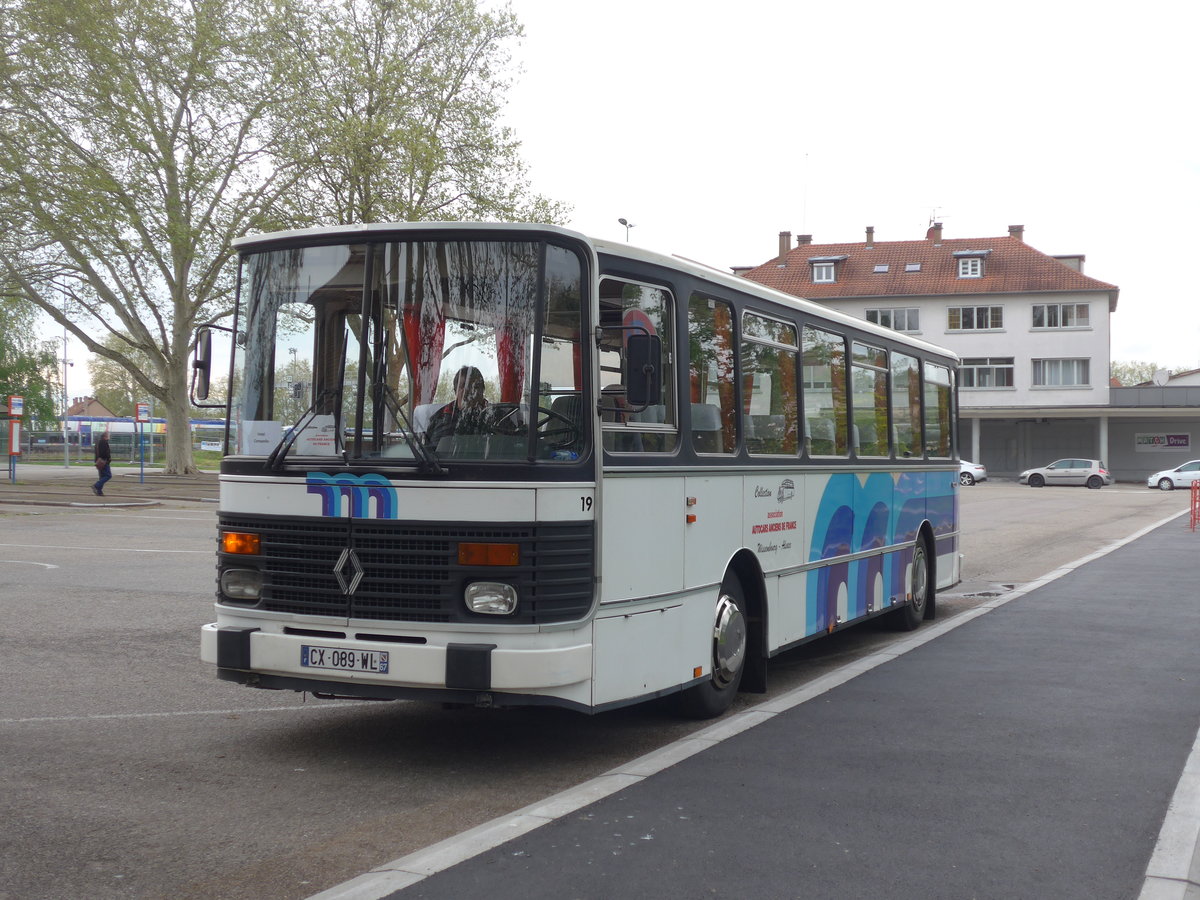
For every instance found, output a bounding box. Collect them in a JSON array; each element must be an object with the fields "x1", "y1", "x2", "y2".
[{"x1": 679, "y1": 576, "x2": 747, "y2": 719}]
